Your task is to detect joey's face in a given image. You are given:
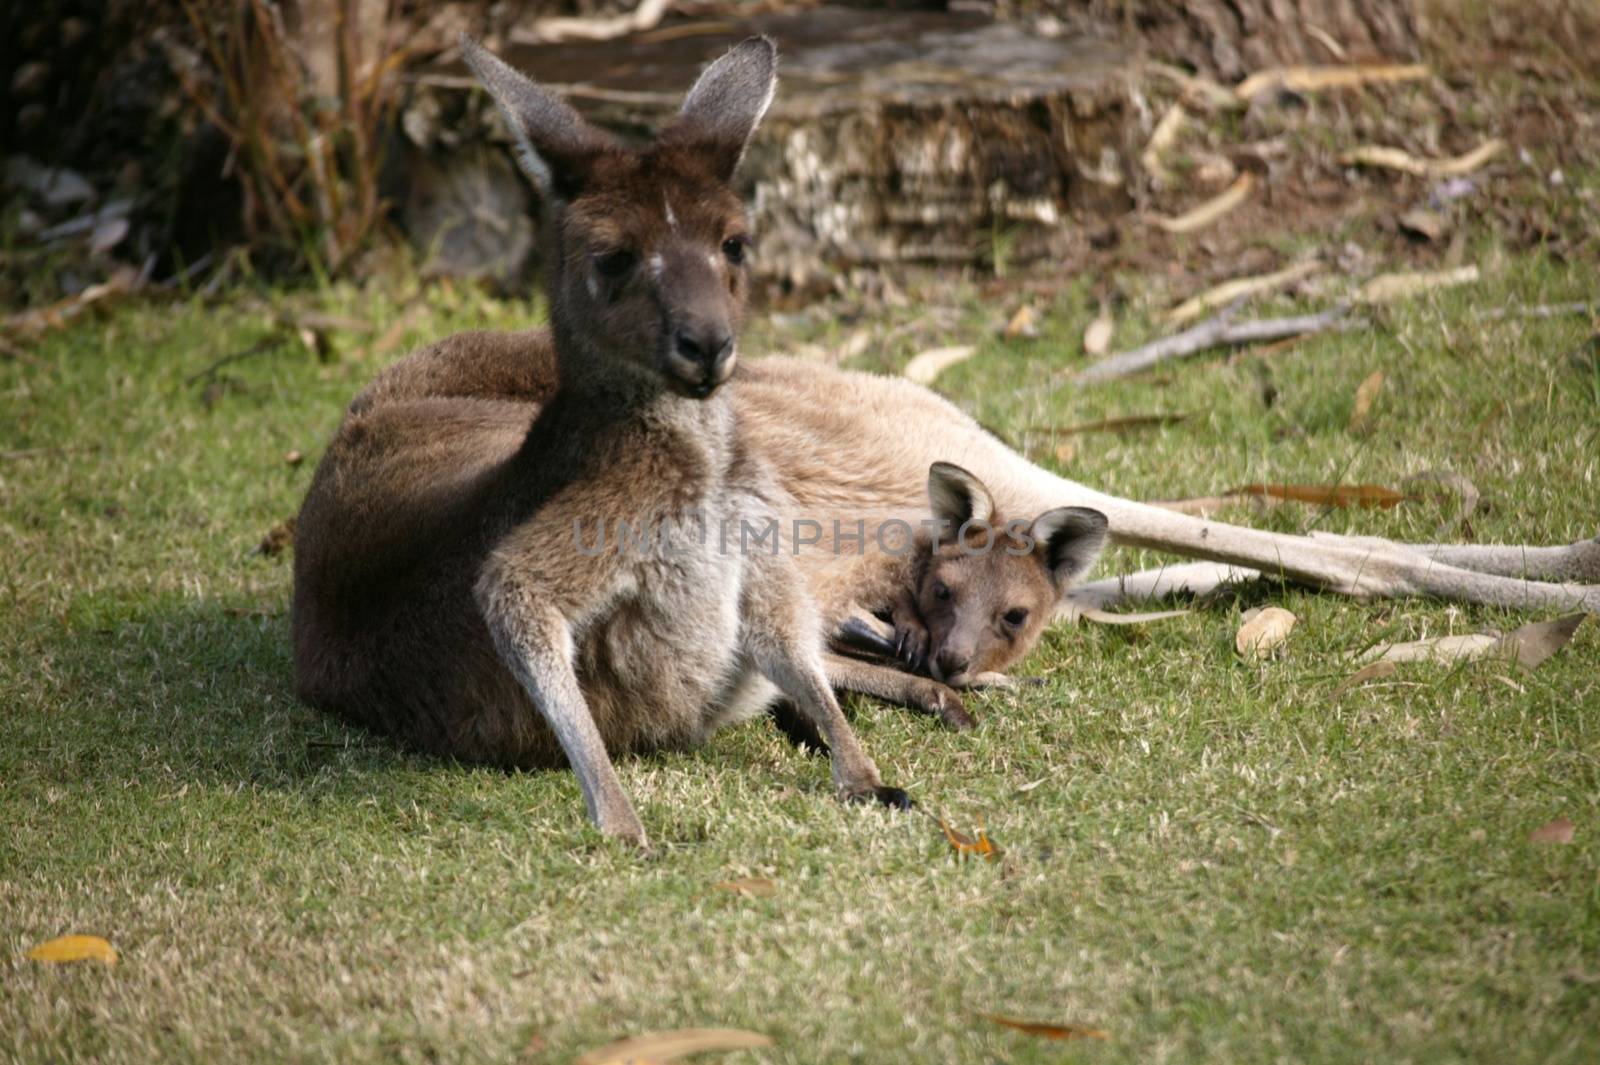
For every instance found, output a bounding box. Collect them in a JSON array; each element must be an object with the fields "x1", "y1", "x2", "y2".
[
  {"x1": 557, "y1": 156, "x2": 754, "y2": 398},
  {"x1": 916, "y1": 533, "x2": 1058, "y2": 686},
  {"x1": 910, "y1": 463, "x2": 1110, "y2": 687}
]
